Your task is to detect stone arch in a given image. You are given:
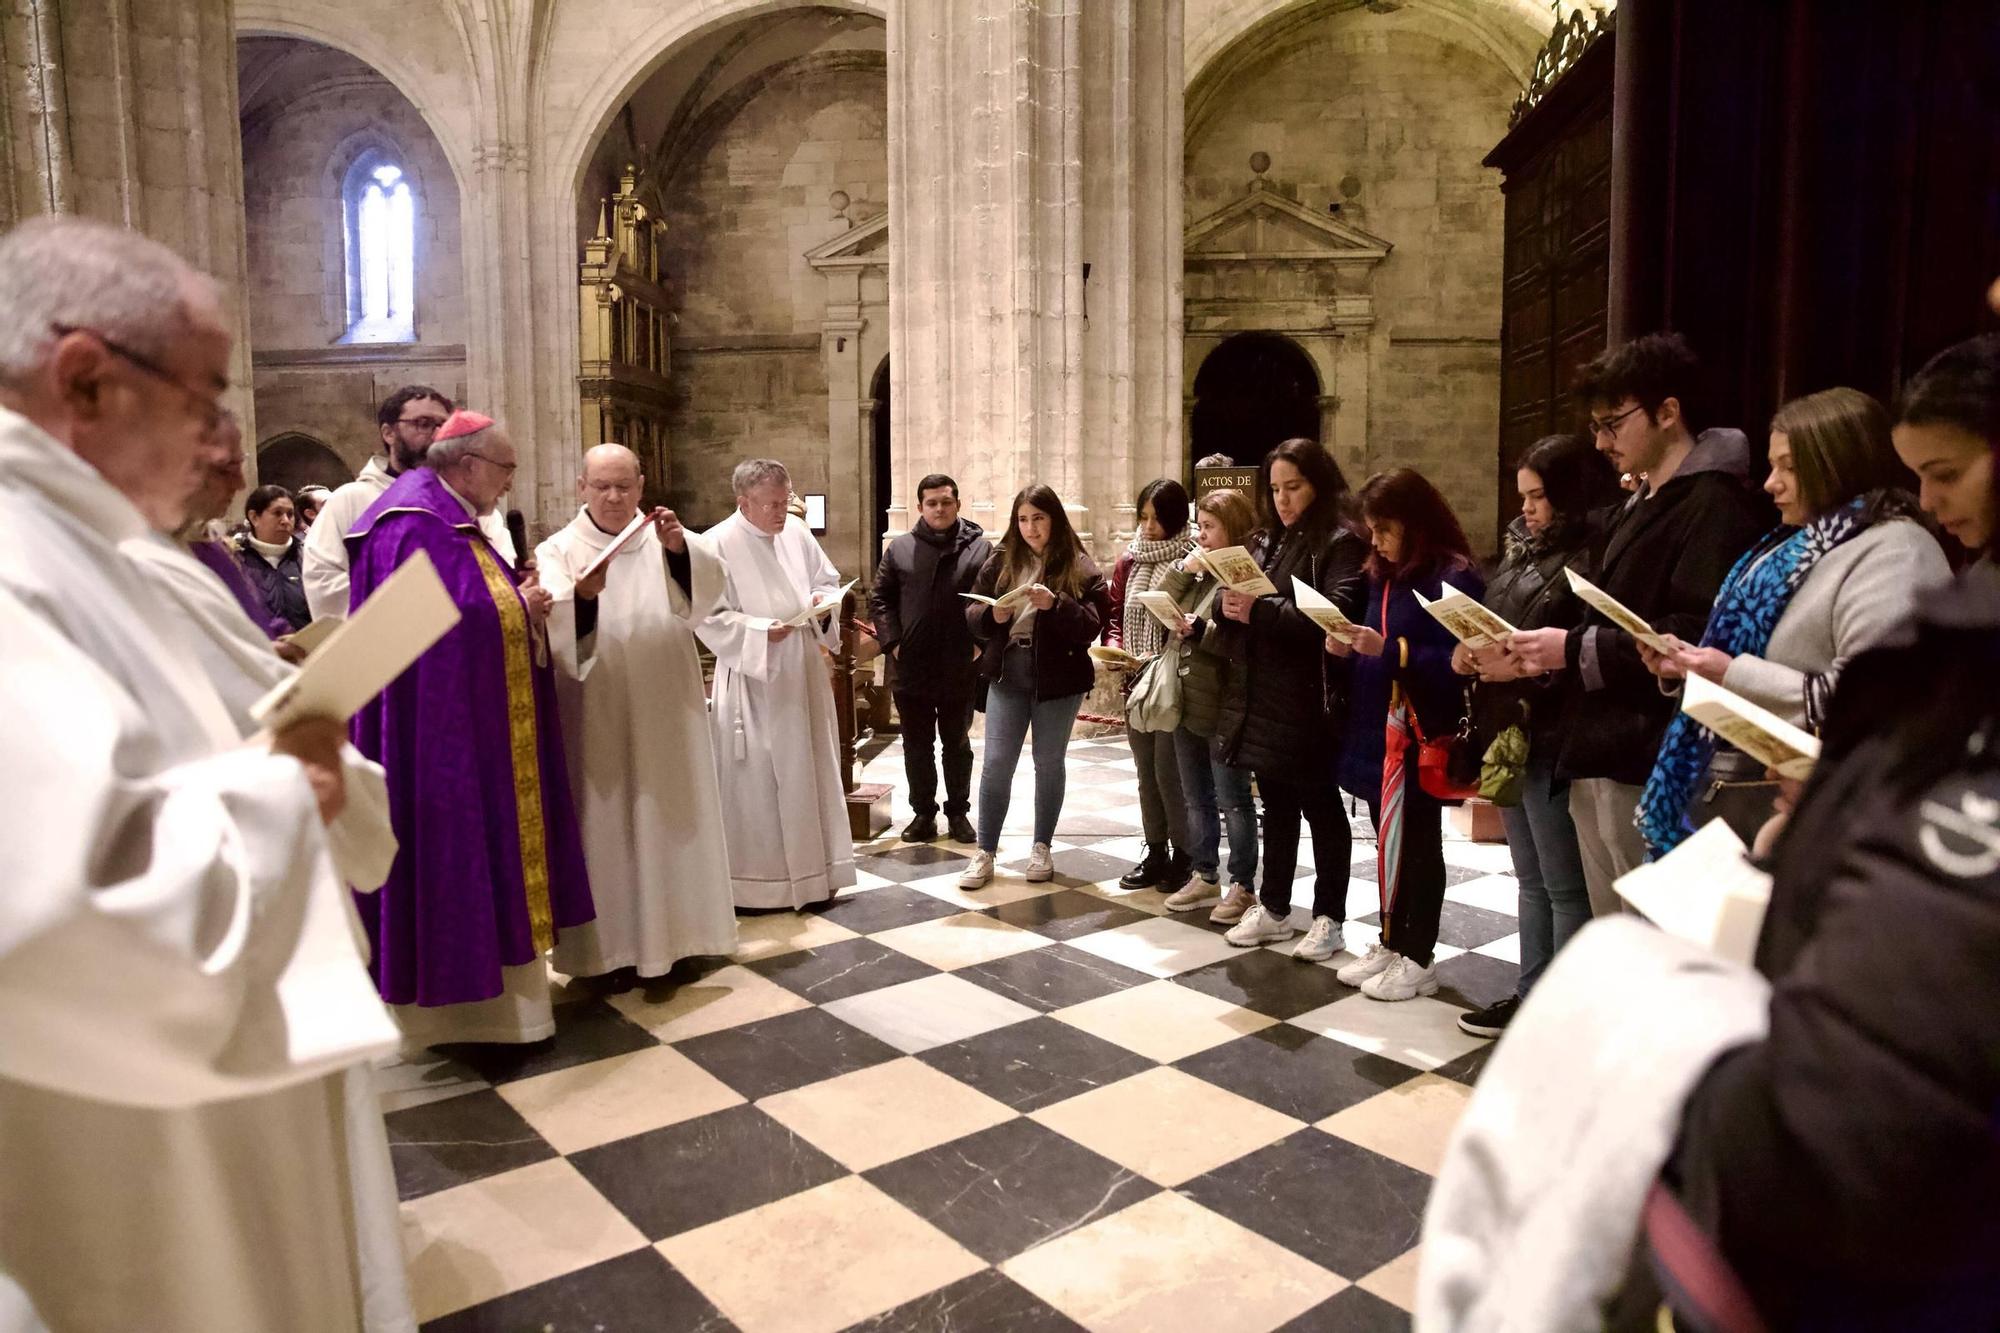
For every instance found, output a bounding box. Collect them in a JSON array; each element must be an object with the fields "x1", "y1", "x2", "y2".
[
  {"x1": 257, "y1": 432, "x2": 355, "y2": 494},
  {"x1": 1191, "y1": 333, "x2": 1323, "y2": 468}
]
